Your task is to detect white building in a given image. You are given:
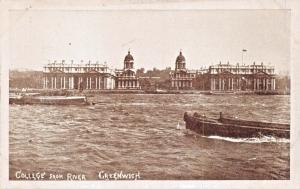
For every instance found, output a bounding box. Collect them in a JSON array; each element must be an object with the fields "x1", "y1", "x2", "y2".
[{"x1": 43, "y1": 60, "x2": 115, "y2": 90}]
